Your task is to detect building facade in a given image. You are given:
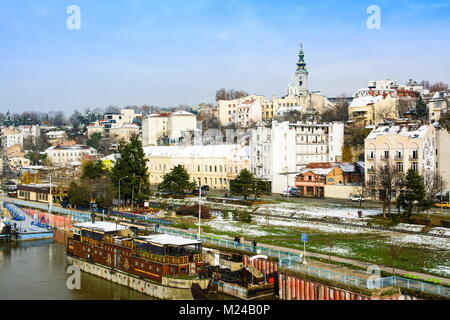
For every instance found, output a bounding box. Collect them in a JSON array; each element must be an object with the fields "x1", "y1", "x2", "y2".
[
  {"x1": 45, "y1": 145, "x2": 98, "y2": 167},
  {"x1": 144, "y1": 145, "x2": 250, "y2": 190},
  {"x1": 1, "y1": 127, "x2": 24, "y2": 148},
  {"x1": 364, "y1": 121, "x2": 450, "y2": 196},
  {"x1": 250, "y1": 121, "x2": 344, "y2": 193},
  {"x1": 428, "y1": 91, "x2": 449, "y2": 121},
  {"x1": 348, "y1": 80, "x2": 420, "y2": 126},
  {"x1": 141, "y1": 111, "x2": 198, "y2": 146},
  {"x1": 109, "y1": 123, "x2": 140, "y2": 143}
]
